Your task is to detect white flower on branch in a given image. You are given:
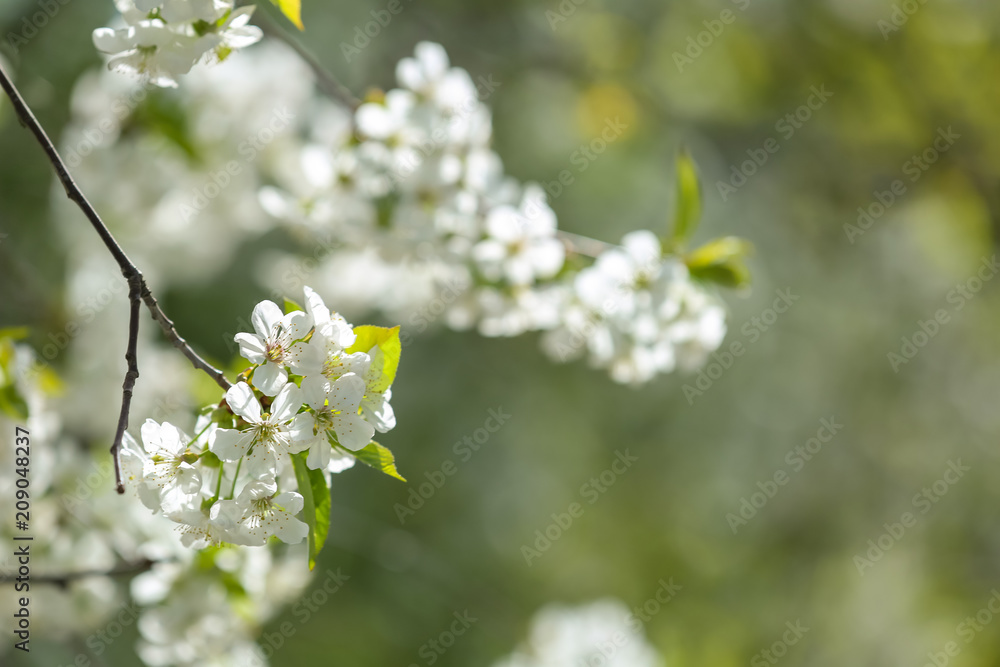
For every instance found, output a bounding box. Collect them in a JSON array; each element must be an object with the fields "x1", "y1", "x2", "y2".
[
  {"x1": 210, "y1": 381, "x2": 308, "y2": 481},
  {"x1": 542, "y1": 231, "x2": 727, "y2": 384},
  {"x1": 472, "y1": 185, "x2": 565, "y2": 286},
  {"x1": 215, "y1": 479, "x2": 308, "y2": 546},
  {"x1": 294, "y1": 372, "x2": 374, "y2": 465},
  {"x1": 135, "y1": 419, "x2": 202, "y2": 512},
  {"x1": 93, "y1": 1, "x2": 262, "y2": 88},
  {"x1": 234, "y1": 300, "x2": 311, "y2": 396}
]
